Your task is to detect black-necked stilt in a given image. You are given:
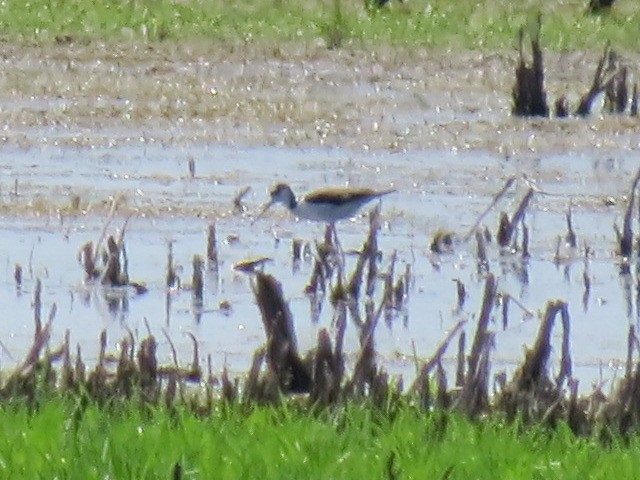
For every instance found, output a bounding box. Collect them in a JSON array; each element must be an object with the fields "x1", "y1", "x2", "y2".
[{"x1": 255, "y1": 183, "x2": 395, "y2": 224}]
